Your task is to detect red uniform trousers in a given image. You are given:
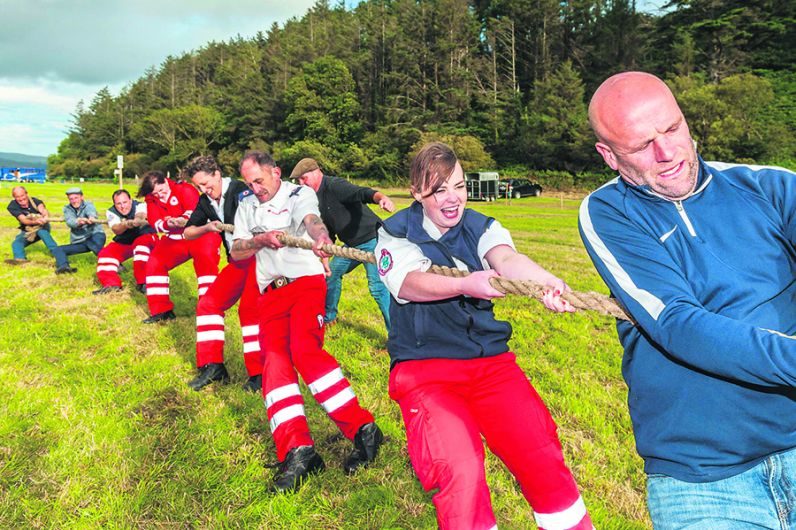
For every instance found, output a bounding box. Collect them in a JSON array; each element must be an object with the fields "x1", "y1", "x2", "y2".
[
  {"x1": 145, "y1": 233, "x2": 221, "y2": 315},
  {"x1": 195, "y1": 257, "x2": 263, "y2": 376},
  {"x1": 258, "y1": 274, "x2": 374, "y2": 461},
  {"x1": 96, "y1": 233, "x2": 158, "y2": 287},
  {"x1": 389, "y1": 353, "x2": 593, "y2": 530}
]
